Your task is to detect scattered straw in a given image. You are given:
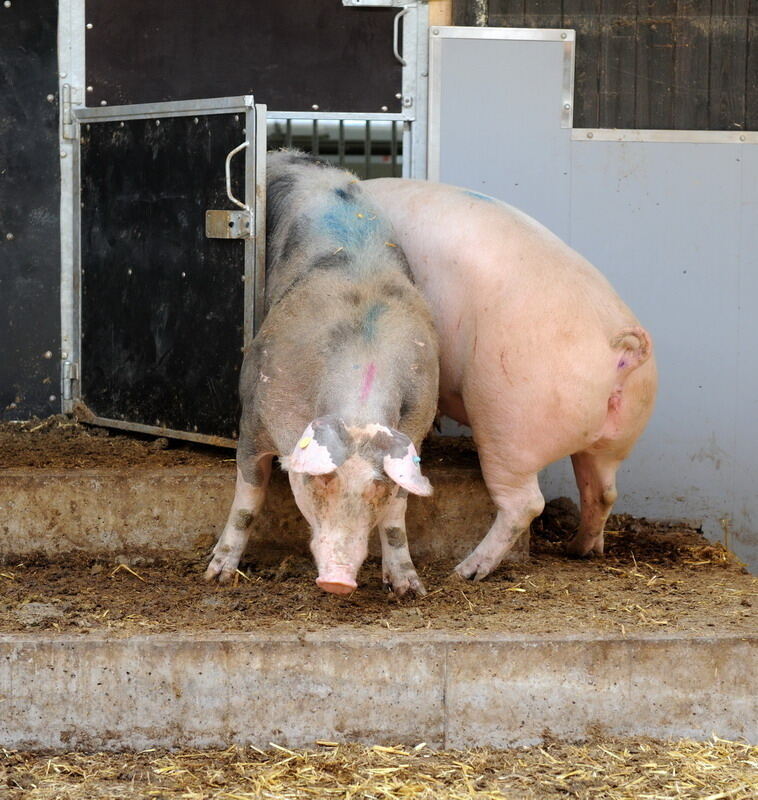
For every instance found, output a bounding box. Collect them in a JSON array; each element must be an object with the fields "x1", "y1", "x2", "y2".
[
  {"x1": 1, "y1": 737, "x2": 755, "y2": 799},
  {"x1": 109, "y1": 563, "x2": 147, "y2": 583}
]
